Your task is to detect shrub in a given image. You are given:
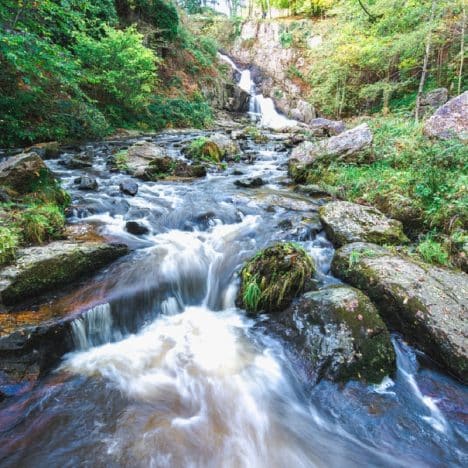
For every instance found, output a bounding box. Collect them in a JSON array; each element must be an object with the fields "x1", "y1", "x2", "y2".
[
  {"x1": 0, "y1": 226, "x2": 19, "y2": 266},
  {"x1": 18, "y1": 204, "x2": 66, "y2": 245},
  {"x1": 74, "y1": 26, "x2": 158, "y2": 122},
  {"x1": 417, "y1": 237, "x2": 450, "y2": 266}
]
